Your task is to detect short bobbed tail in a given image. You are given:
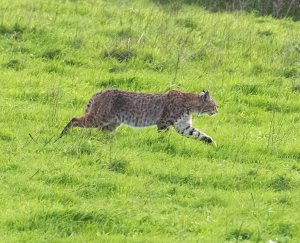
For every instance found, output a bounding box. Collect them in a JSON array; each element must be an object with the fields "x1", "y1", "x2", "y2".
[{"x1": 54, "y1": 117, "x2": 84, "y2": 143}]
